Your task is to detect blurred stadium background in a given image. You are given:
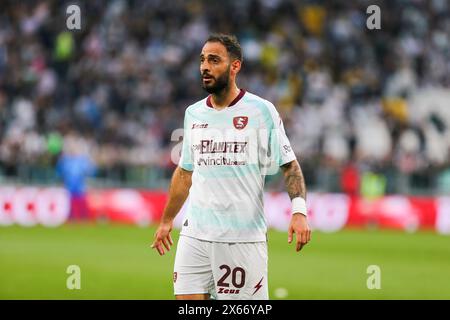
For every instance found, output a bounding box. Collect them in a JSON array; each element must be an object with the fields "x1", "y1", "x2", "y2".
[{"x1": 0, "y1": 0, "x2": 450, "y2": 299}]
